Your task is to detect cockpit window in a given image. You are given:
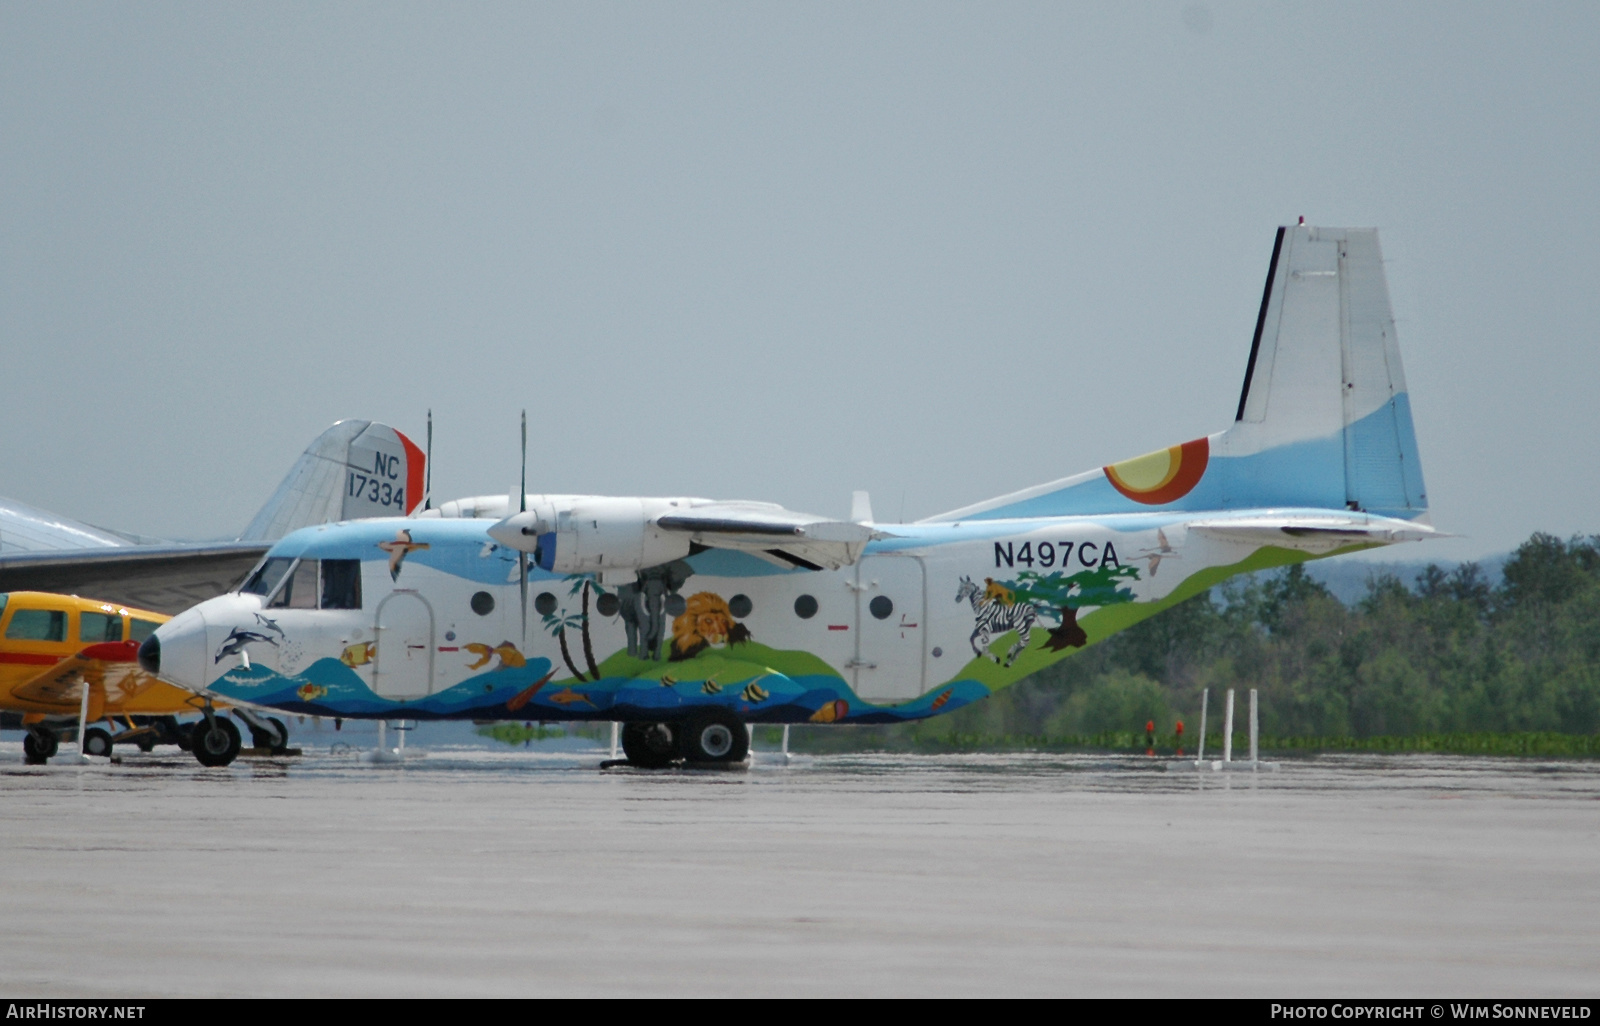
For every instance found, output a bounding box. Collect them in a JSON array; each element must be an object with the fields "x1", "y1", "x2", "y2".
[
  {"x1": 129, "y1": 618, "x2": 160, "y2": 643},
  {"x1": 320, "y1": 560, "x2": 362, "y2": 610},
  {"x1": 6, "y1": 609, "x2": 66, "y2": 641},
  {"x1": 268, "y1": 559, "x2": 320, "y2": 609},
  {"x1": 241, "y1": 558, "x2": 295, "y2": 597},
  {"x1": 80, "y1": 612, "x2": 123, "y2": 643}
]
